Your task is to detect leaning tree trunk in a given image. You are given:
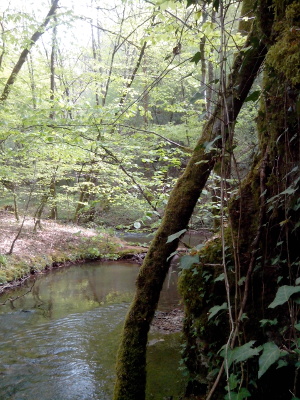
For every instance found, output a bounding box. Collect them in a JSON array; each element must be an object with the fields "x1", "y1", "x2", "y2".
[
  {"x1": 179, "y1": 1, "x2": 300, "y2": 398},
  {"x1": 113, "y1": 19, "x2": 267, "y2": 400},
  {"x1": 0, "y1": 0, "x2": 59, "y2": 102}
]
